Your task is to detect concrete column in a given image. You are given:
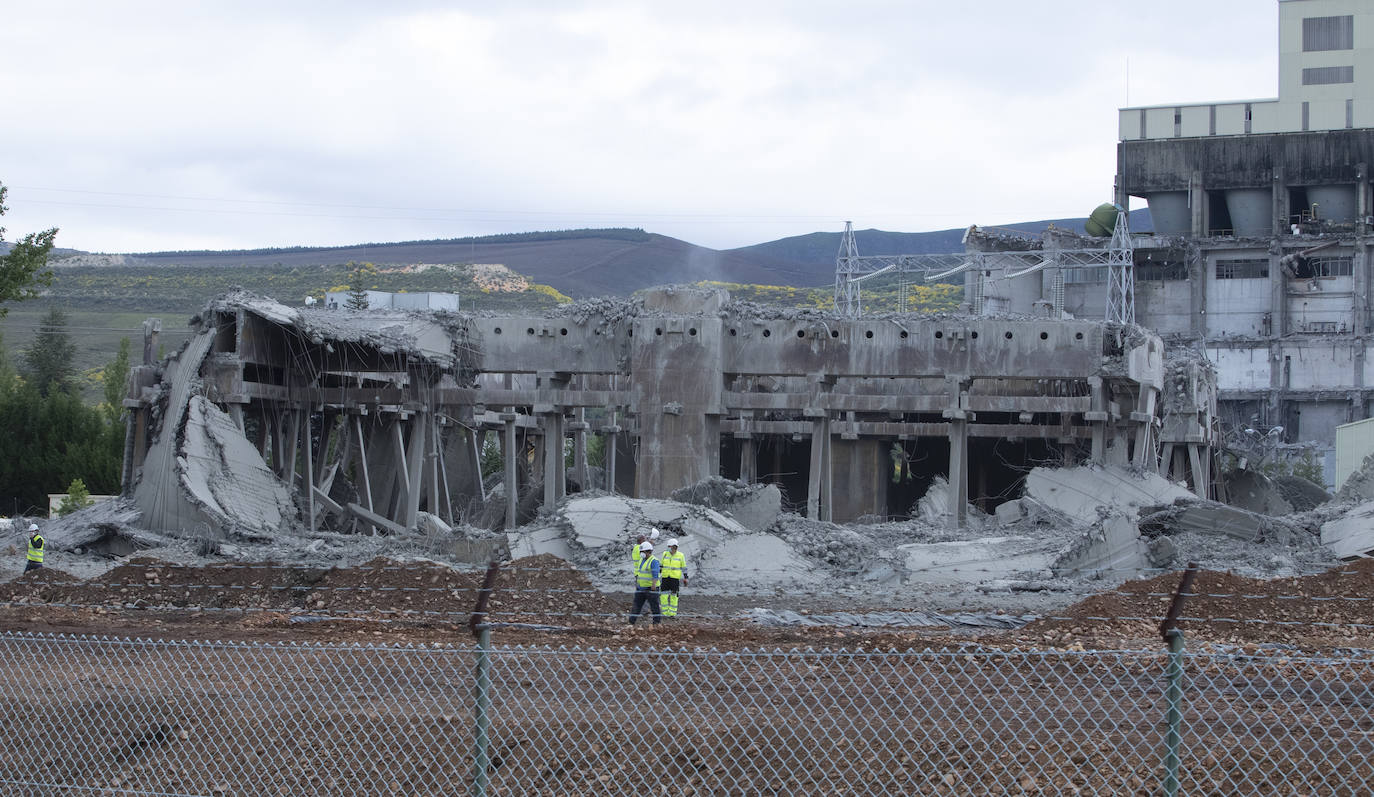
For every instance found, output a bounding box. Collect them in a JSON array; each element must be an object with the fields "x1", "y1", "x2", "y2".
[
  {"x1": 314, "y1": 410, "x2": 335, "y2": 487},
  {"x1": 1272, "y1": 166, "x2": 1289, "y2": 237},
  {"x1": 572, "y1": 409, "x2": 589, "y2": 491},
  {"x1": 1190, "y1": 169, "x2": 1205, "y2": 237},
  {"x1": 542, "y1": 411, "x2": 565, "y2": 507},
  {"x1": 403, "y1": 411, "x2": 428, "y2": 528},
  {"x1": 806, "y1": 416, "x2": 831, "y2": 521},
  {"x1": 228, "y1": 404, "x2": 245, "y2": 433},
  {"x1": 947, "y1": 417, "x2": 969, "y2": 530},
  {"x1": 738, "y1": 437, "x2": 756, "y2": 484},
  {"x1": 1355, "y1": 239, "x2": 1369, "y2": 336},
  {"x1": 1132, "y1": 387, "x2": 1158, "y2": 470},
  {"x1": 1087, "y1": 377, "x2": 1108, "y2": 463},
  {"x1": 604, "y1": 425, "x2": 619, "y2": 494},
  {"x1": 502, "y1": 412, "x2": 518, "y2": 530}
]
